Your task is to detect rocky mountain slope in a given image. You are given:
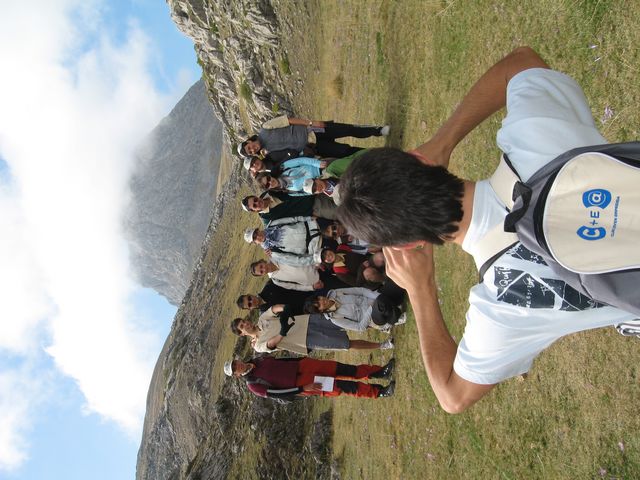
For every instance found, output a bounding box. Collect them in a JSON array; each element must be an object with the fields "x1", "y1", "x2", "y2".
[
  {"x1": 166, "y1": 0, "x2": 301, "y2": 142},
  {"x1": 125, "y1": 79, "x2": 223, "y2": 306}
]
